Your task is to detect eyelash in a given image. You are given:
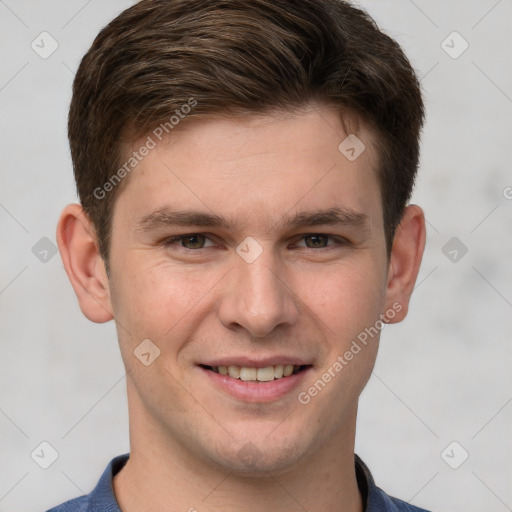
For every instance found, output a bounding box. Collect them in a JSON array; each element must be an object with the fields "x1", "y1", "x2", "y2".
[{"x1": 161, "y1": 233, "x2": 348, "y2": 252}]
